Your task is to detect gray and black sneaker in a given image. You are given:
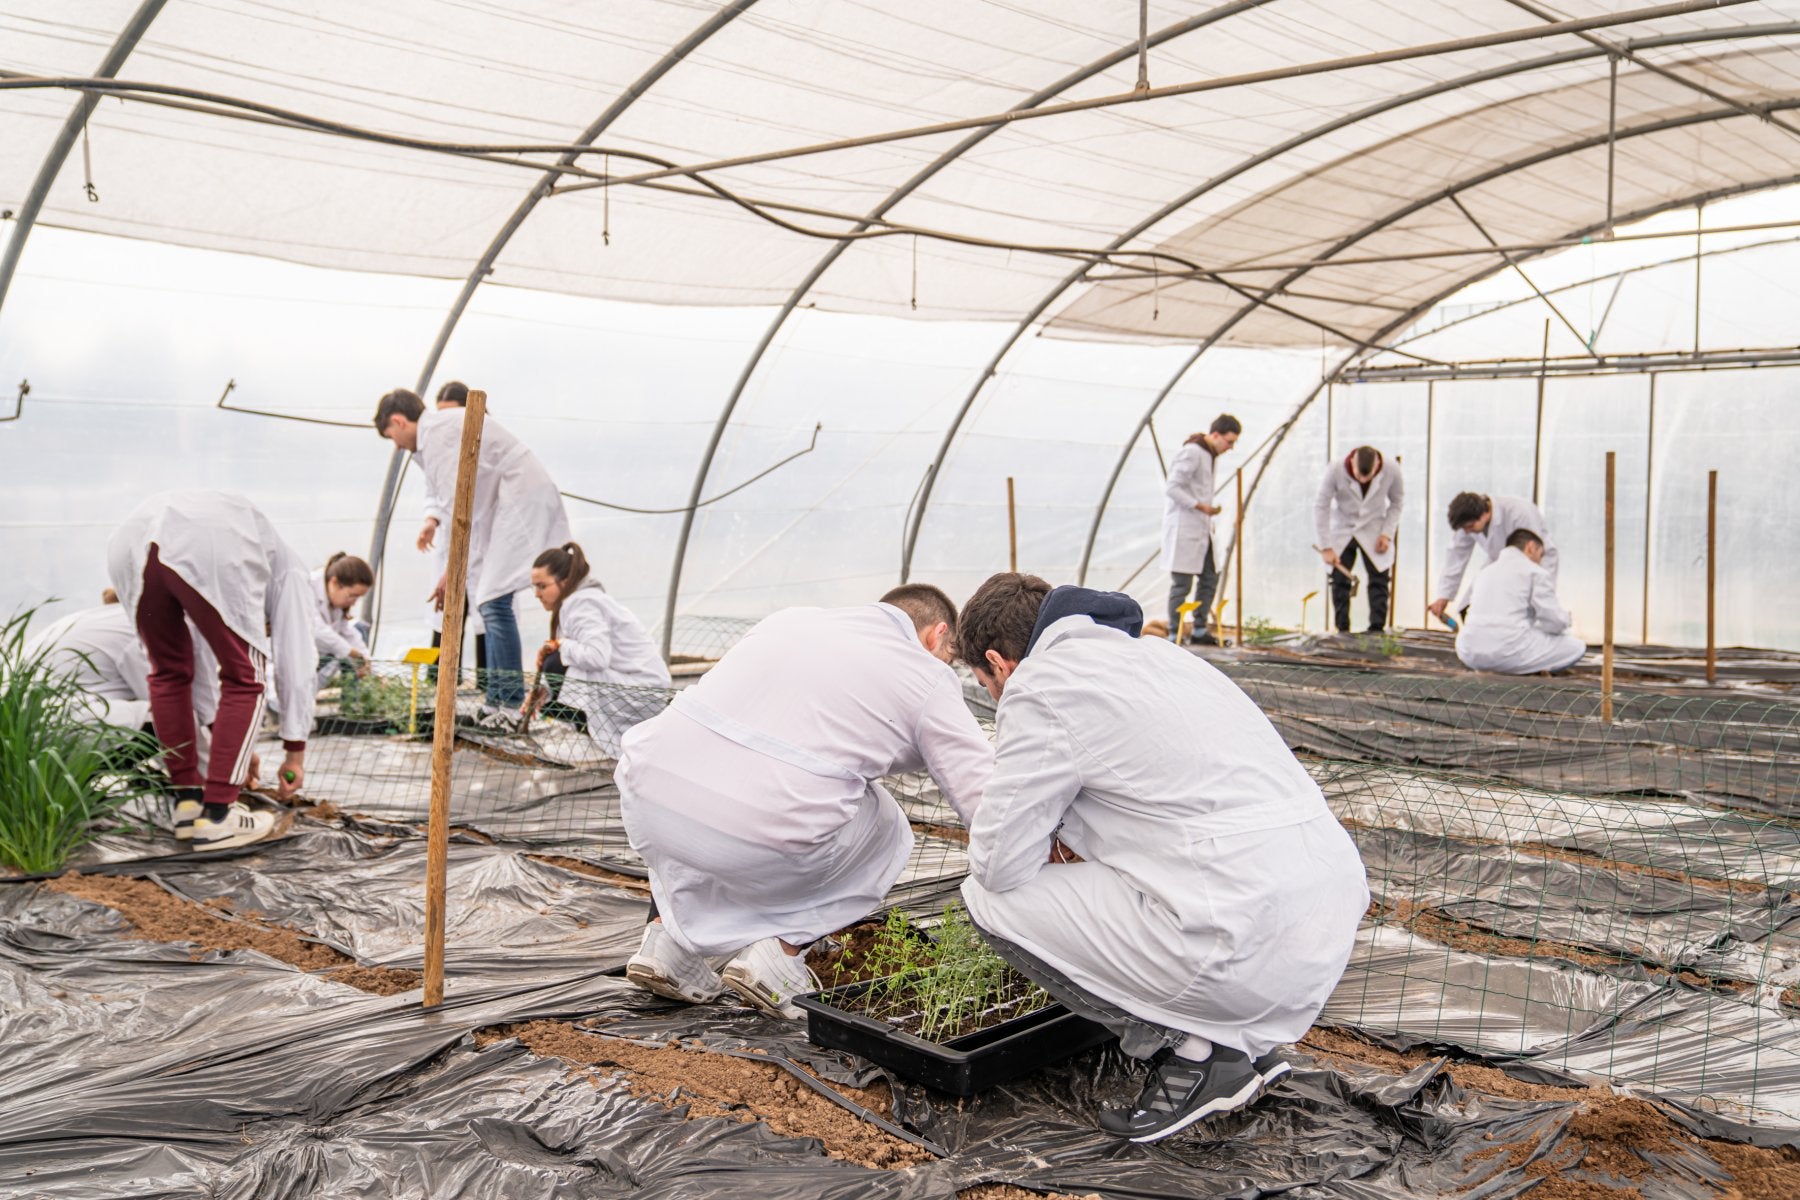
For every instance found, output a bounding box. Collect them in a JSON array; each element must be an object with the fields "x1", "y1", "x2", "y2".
[
  {"x1": 1098, "y1": 1046, "x2": 1265, "y2": 1143},
  {"x1": 1254, "y1": 1050, "x2": 1292, "y2": 1087}
]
